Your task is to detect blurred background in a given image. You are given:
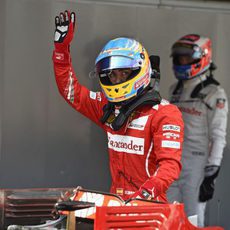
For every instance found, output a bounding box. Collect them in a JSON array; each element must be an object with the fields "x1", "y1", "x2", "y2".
[{"x1": 0, "y1": 0, "x2": 230, "y2": 227}]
